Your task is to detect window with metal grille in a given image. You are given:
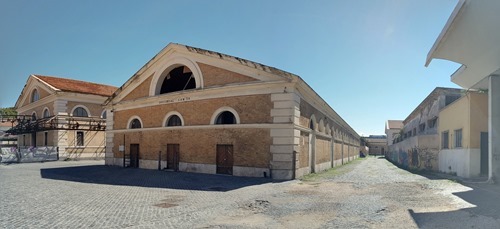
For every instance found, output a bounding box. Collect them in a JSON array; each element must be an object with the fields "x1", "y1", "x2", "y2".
[
  {"x1": 442, "y1": 131, "x2": 449, "y2": 149},
  {"x1": 76, "y1": 131, "x2": 84, "y2": 146},
  {"x1": 454, "y1": 129, "x2": 462, "y2": 148}
]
